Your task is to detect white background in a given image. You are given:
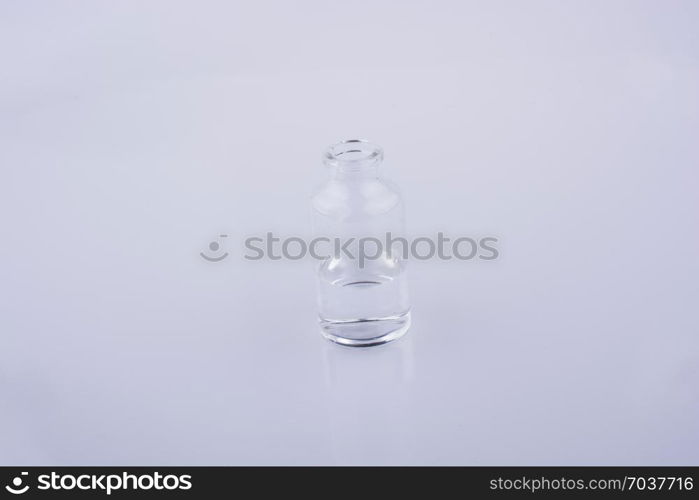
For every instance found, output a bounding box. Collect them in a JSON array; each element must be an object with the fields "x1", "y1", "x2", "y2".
[{"x1": 1, "y1": 1, "x2": 698, "y2": 465}]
